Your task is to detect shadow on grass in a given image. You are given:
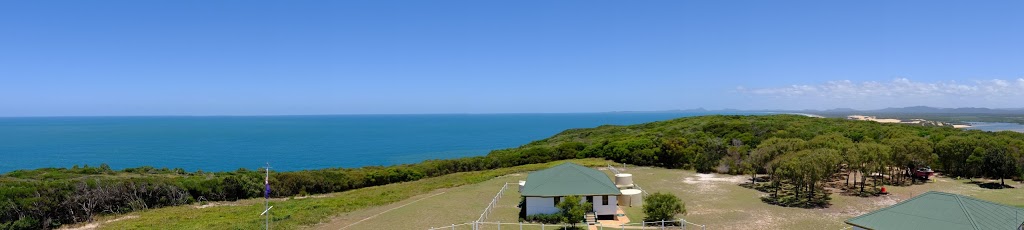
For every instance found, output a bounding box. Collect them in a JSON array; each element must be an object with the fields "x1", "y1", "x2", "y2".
[
  {"x1": 740, "y1": 183, "x2": 831, "y2": 209},
  {"x1": 978, "y1": 182, "x2": 1015, "y2": 189},
  {"x1": 963, "y1": 180, "x2": 1017, "y2": 189}
]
